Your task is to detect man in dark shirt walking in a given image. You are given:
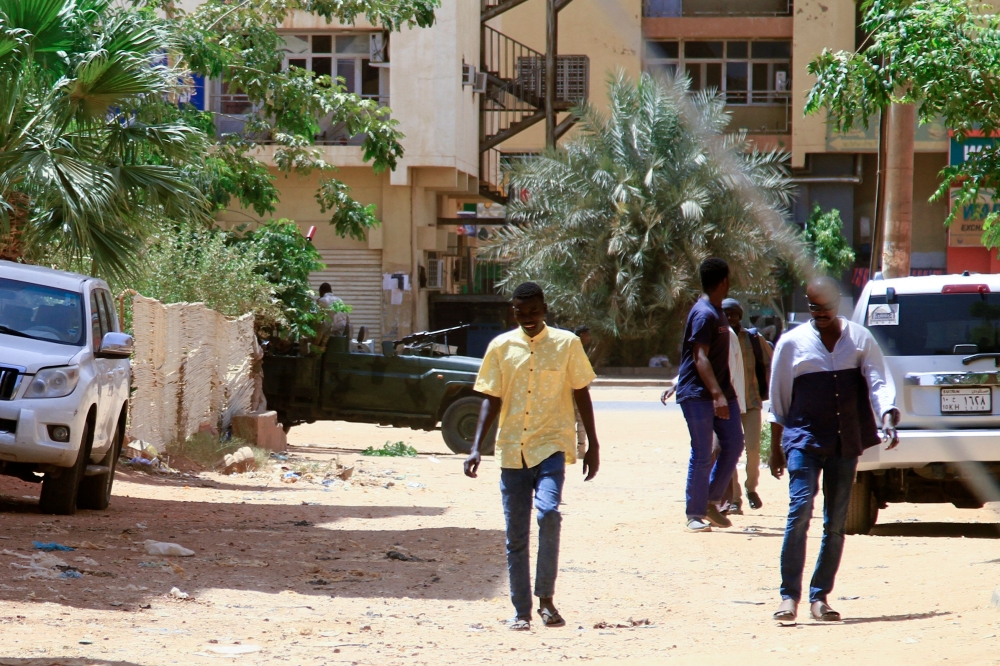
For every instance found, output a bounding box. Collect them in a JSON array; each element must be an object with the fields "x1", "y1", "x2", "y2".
[
  {"x1": 676, "y1": 258, "x2": 744, "y2": 533},
  {"x1": 769, "y1": 276, "x2": 899, "y2": 623}
]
